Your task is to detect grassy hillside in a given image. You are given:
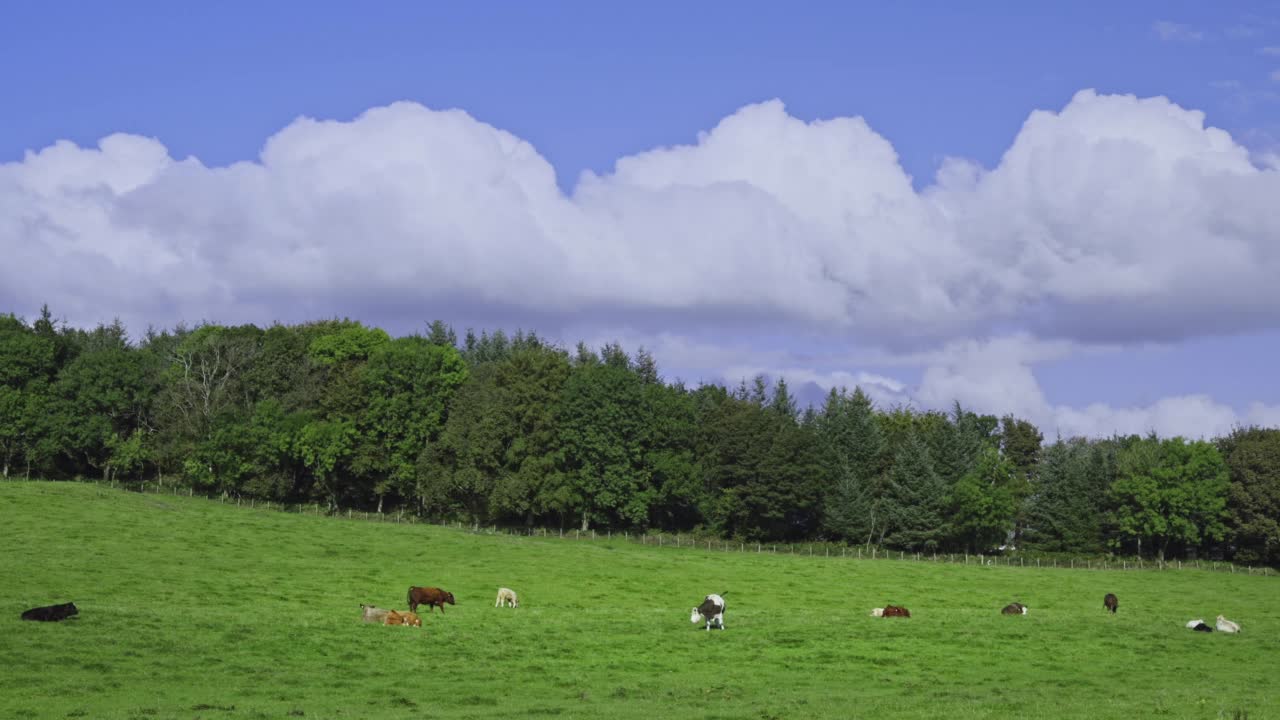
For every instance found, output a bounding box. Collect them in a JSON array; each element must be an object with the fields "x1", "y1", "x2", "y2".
[{"x1": 2, "y1": 481, "x2": 1276, "y2": 719}]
